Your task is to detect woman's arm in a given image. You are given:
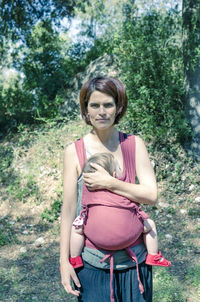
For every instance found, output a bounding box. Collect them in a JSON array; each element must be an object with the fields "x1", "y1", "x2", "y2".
[
  {"x1": 108, "y1": 136, "x2": 157, "y2": 204},
  {"x1": 83, "y1": 136, "x2": 157, "y2": 205},
  {"x1": 60, "y1": 144, "x2": 81, "y2": 296}
]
